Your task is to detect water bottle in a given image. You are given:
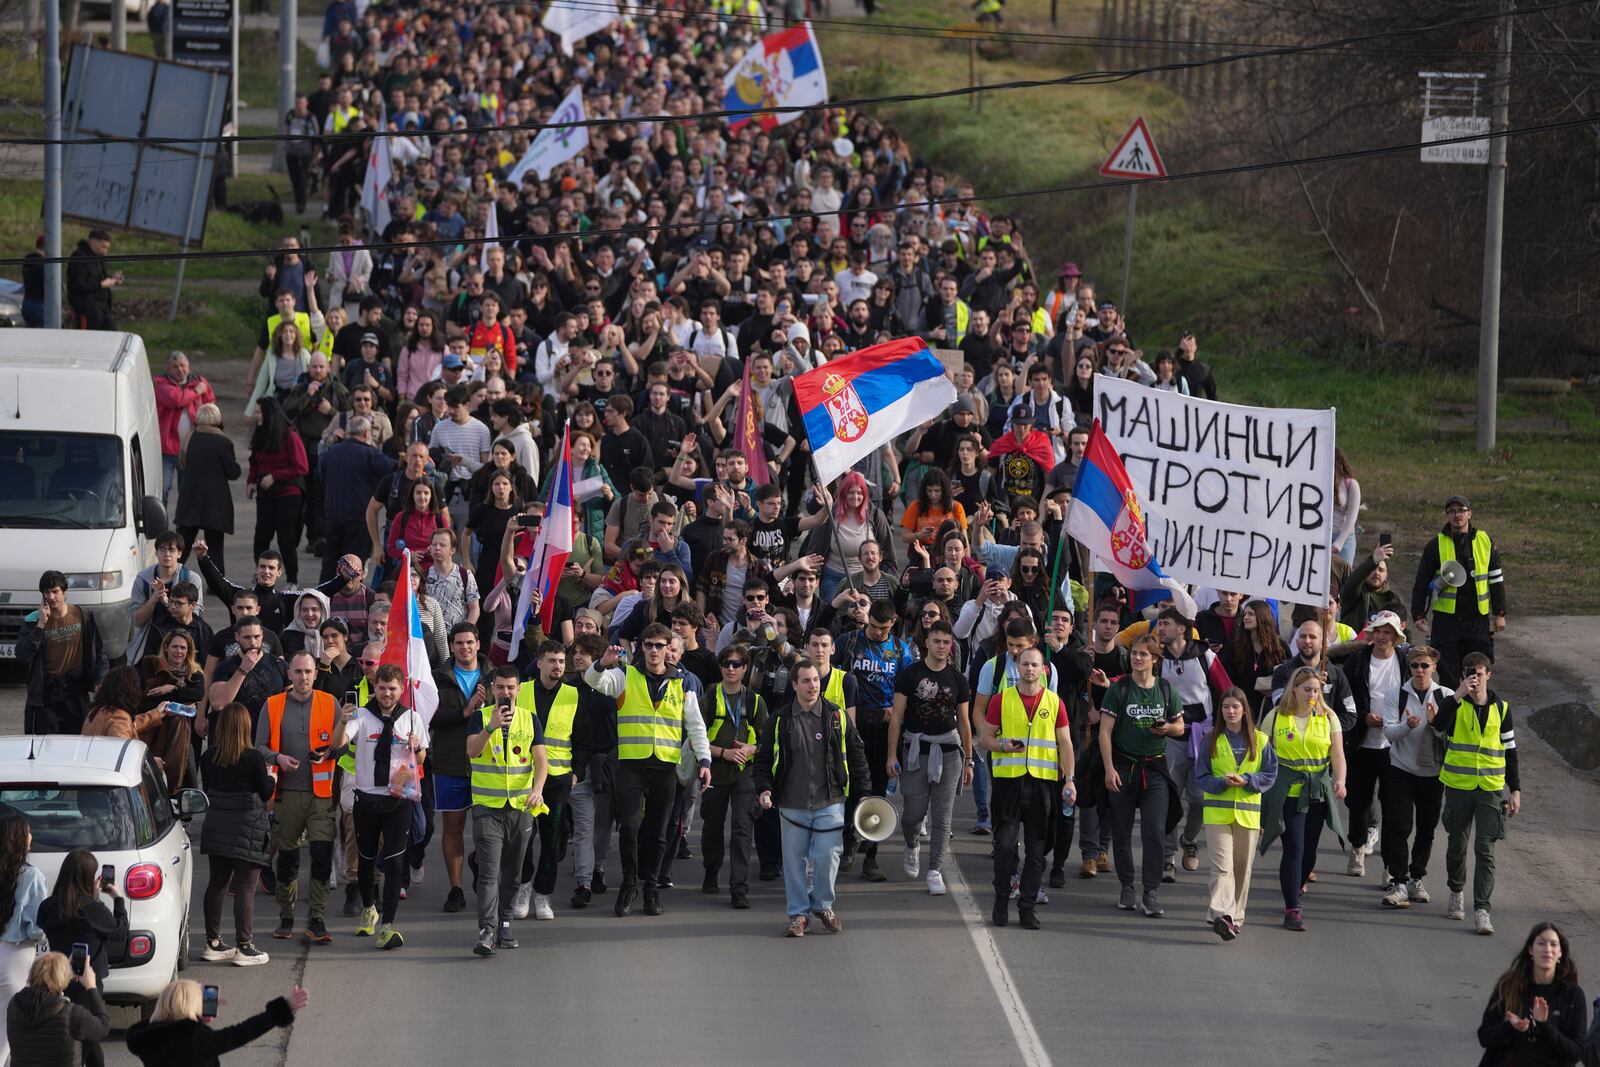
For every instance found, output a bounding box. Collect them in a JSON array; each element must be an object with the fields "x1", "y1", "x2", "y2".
[
  {"x1": 1062, "y1": 790, "x2": 1074, "y2": 817},
  {"x1": 886, "y1": 778, "x2": 897, "y2": 797}
]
